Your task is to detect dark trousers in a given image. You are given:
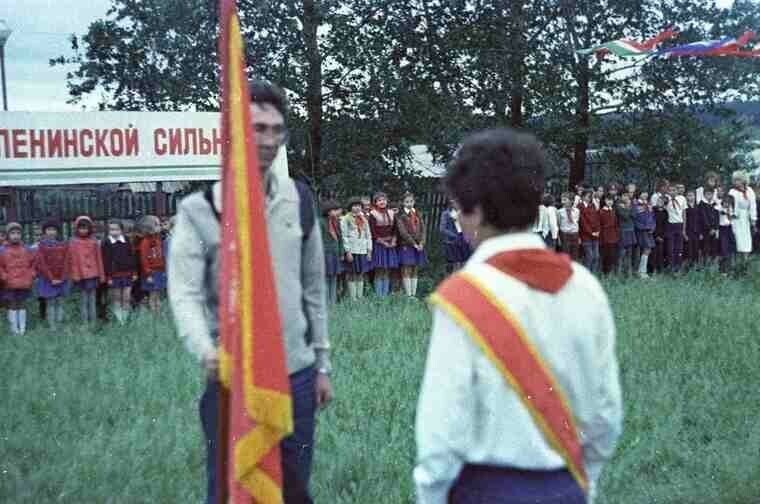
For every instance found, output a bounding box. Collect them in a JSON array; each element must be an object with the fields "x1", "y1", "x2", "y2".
[
  {"x1": 601, "y1": 243, "x2": 618, "y2": 274},
  {"x1": 619, "y1": 245, "x2": 635, "y2": 275},
  {"x1": 666, "y1": 223, "x2": 684, "y2": 272},
  {"x1": 200, "y1": 366, "x2": 317, "y2": 504},
  {"x1": 448, "y1": 465, "x2": 585, "y2": 504},
  {"x1": 703, "y1": 234, "x2": 720, "y2": 260},
  {"x1": 560, "y1": 233, "x2": 580, "y2": 261},
  {"x1": 684, "y1": 234, "x2": 701, "y2": 267},
  {"x1": 582, "y1": 239, "x2": 600, "y2": 273},
  {"x1": 652, "y1": 238, "x2": 666, "y2": 273}
]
